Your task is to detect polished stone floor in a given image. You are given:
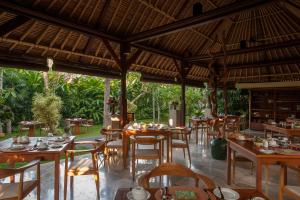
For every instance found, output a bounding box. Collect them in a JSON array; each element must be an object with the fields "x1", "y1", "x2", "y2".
[{"x1": 2, "y1": 130, "x2": 299, "y2": 200}]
